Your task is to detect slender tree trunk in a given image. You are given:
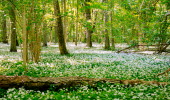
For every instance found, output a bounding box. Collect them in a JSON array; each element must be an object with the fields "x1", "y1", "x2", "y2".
[
  {"x1": 103, "y1": 0, "x2": 110, "y2": 50},
  {"x1": 110, "y1": 1, "x2": 115, "y2": 50},
  {"x1": 43, "y1": 22, "x2": 48, "y2": 47},
  {"x1": 85, "y1": 0, "x2": 93, "y2": 47},
  {"x1": 137, "y1": 25, "x2": 144, "y2": 50},
  {"x1": 137, "y1": 0, "x2": 145, "y2": 50},
  {"x1": 42, "y1": 3, "x2": 48, "y2": 47},
  {"x1": 111, "y1": 37, "x2": 115, "y2": 50},
  {"x1": 1, "y1": 0, "x2": 8, "y2": 44},
  {"x1": 22, "y1": 6, "x2": 28, "y2": 66},
  {"x1": 16, "y1": 35, "x2": 19, "y2": 46},
  {"x1": 2, "y1": 13, "x2": 8, "y2": 44},
  {"x1": 104, "y1": 33, "x2": 110, "y2": 50},
  {"x1": 53, "y1": 0, "x2": 69, "y2": 55},
  {"x1": 62, "y1": 0, "x2": 67, "y2": 42},
  {"x1": 75, "y1": 0, "x2": 79, "y2": 46},
  {"x1": 54, "y1": 26, "x2": 58, "y2": 43},
  {"x1": 9, "y1": 1, "x2": 17, "y2": 52}
]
